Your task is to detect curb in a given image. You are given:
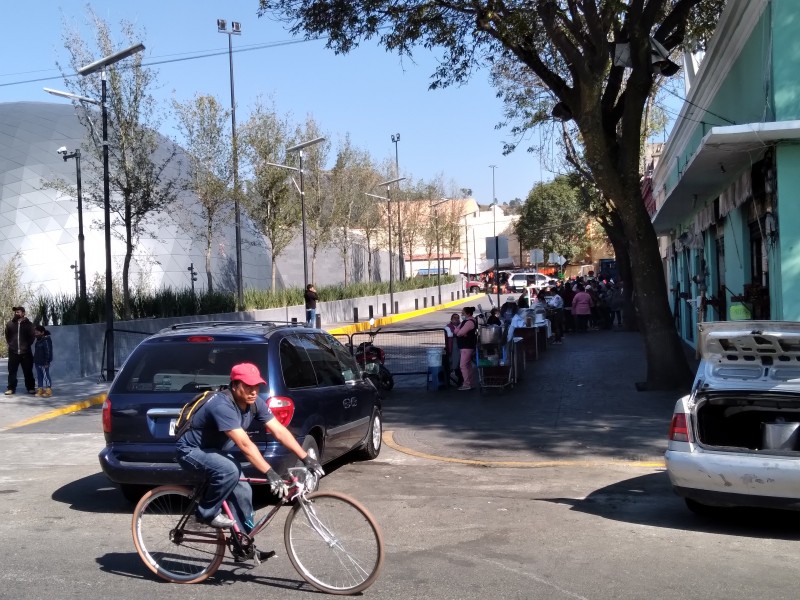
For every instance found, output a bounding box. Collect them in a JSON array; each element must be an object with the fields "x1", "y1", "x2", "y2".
[
  {"x1": 1, "y1": 392, "x2": 107, "y2": 431},
  {"x1": 327, "y1": 294, "x2": 478, "y2": 335},
  {"x1": 382, "y1": 430, "x2": 666, "y2": 469}
]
